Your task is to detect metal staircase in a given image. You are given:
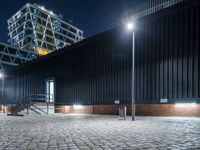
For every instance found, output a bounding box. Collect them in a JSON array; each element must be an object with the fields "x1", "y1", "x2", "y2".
[{"x1": 7, "y1": 93, "x2": 54, "y2": 116}]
